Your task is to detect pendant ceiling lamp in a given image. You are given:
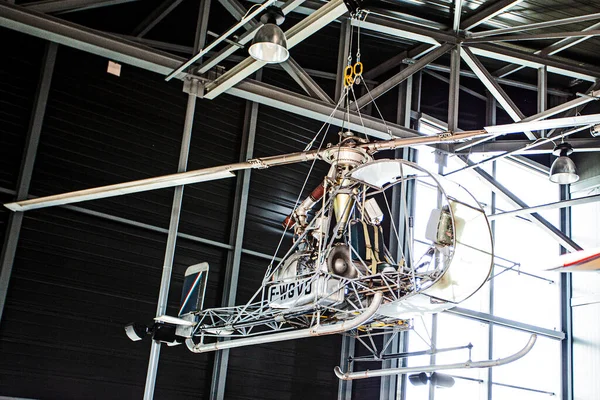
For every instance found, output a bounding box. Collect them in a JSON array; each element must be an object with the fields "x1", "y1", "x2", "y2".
[
  {"x1": 249, "y1": 7, "x2": 289, "y2": 64},
  {"x1": 549, "y1": 142, "x2": 579, "y2": 184}
]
